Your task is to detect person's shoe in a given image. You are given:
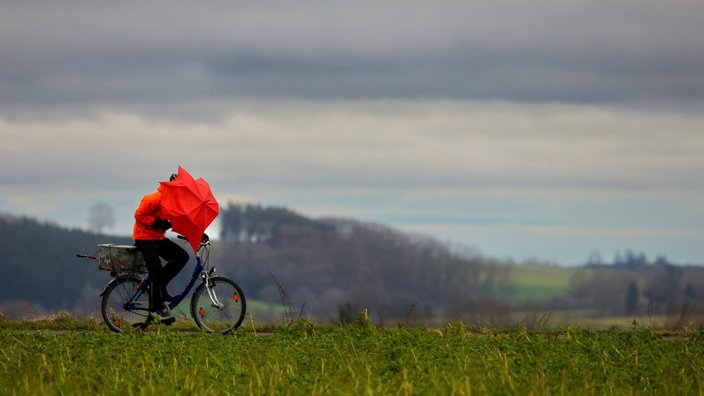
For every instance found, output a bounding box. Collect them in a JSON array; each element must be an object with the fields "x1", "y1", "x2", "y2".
[{"x1": 152, "y1": 305, "x2": 175, "y2": 325}]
